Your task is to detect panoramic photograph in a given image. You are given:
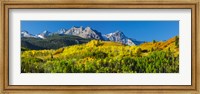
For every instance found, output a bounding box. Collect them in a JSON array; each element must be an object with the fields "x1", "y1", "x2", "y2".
[{"x1": 21, "y1": 21, "x2": 179, "y2": 73}]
